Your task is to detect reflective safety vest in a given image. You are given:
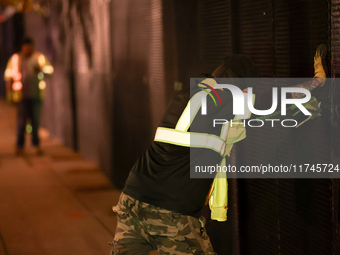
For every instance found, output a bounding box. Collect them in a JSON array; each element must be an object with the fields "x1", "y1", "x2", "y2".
[
  {"x1": 4, "y1": 52, "x2": 54, "y2": 102},
  {"x1": 154, "y1": 78, "x2": 254, "y2": 221}
]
